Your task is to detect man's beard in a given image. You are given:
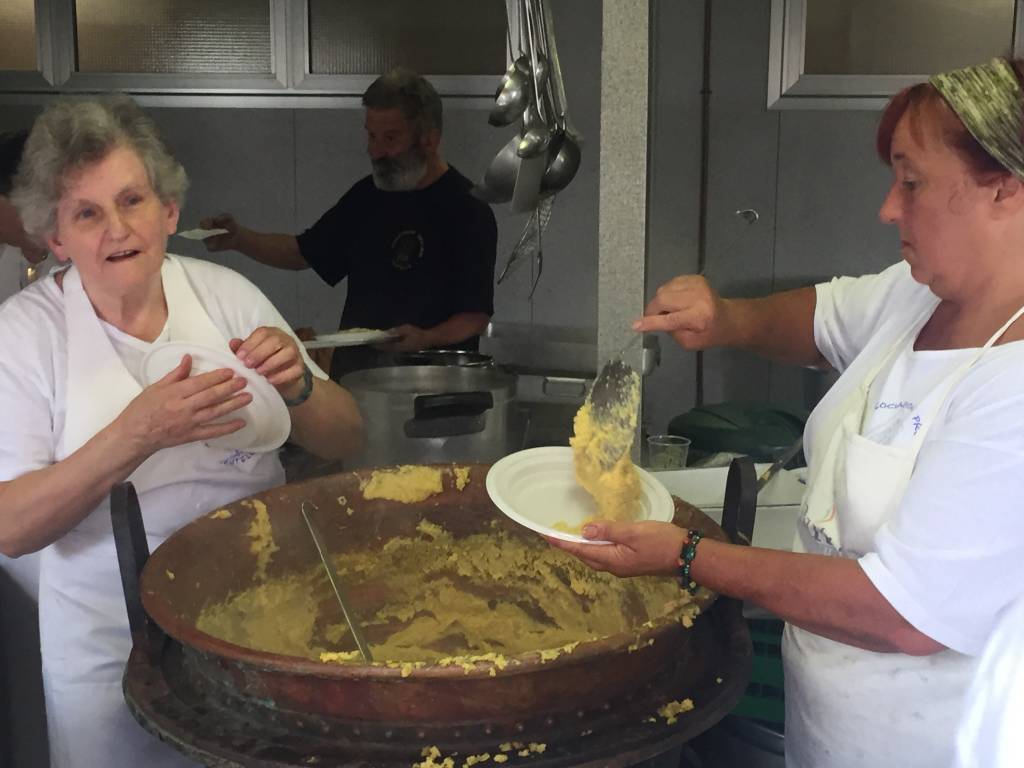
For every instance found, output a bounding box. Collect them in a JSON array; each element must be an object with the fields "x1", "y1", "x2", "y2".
[{"x1": 371, "y1": 146, "x2": 427, "y2": 191}]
